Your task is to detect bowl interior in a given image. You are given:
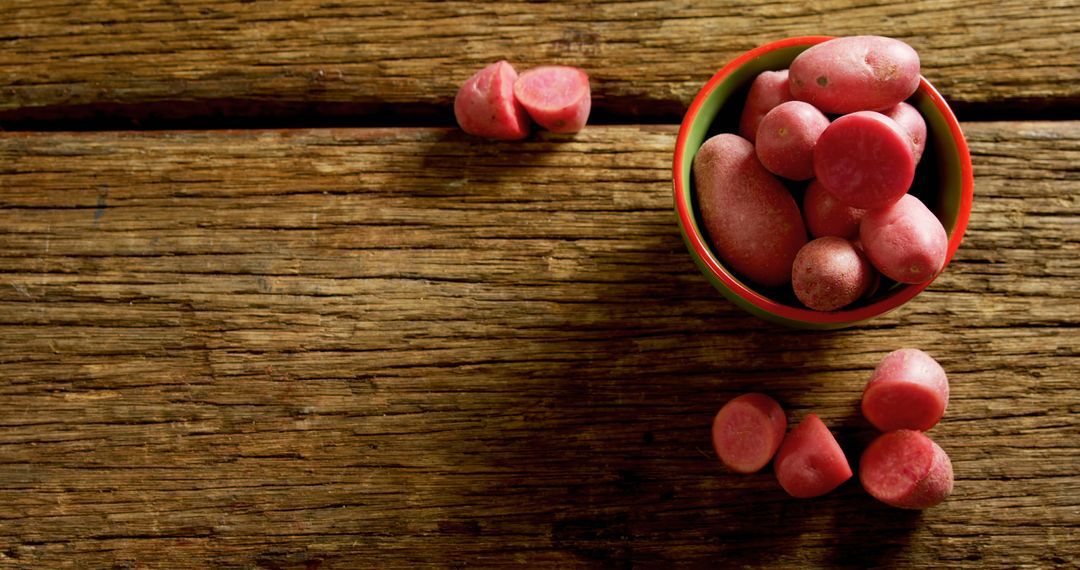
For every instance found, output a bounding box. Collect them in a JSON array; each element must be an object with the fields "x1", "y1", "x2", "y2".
[{"x1": 674, "y1": 37, "x2": 973, "y2": 328}]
